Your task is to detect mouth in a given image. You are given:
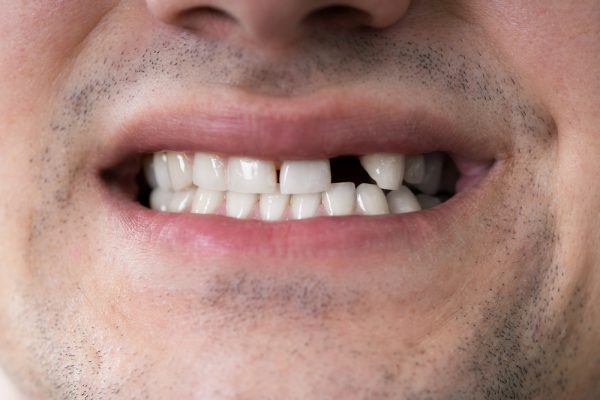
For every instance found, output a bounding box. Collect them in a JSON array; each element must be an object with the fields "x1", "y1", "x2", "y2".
[{"x1": 98, "y1": 93, "x2": 501, "y2": 261}]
